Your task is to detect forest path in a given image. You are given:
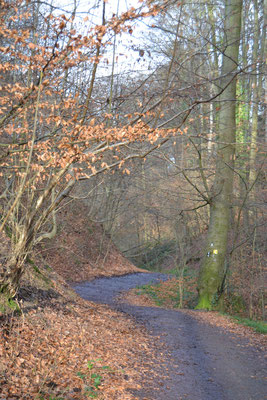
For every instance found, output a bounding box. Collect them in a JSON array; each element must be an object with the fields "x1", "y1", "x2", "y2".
[{"x1": 73, "y1": 273, "x2": 266, "y2": 400}]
